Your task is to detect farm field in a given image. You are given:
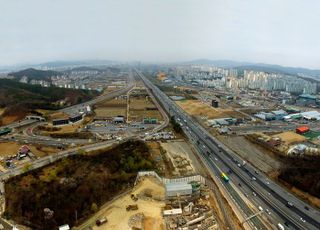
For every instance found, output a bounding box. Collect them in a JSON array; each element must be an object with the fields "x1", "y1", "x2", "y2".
[
  {"x1": 129, "y1": 93, "x2": 162, "y2": 122},
  {"x1": 95, "y1": 98, "x2": 127, "y2": 118}
]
